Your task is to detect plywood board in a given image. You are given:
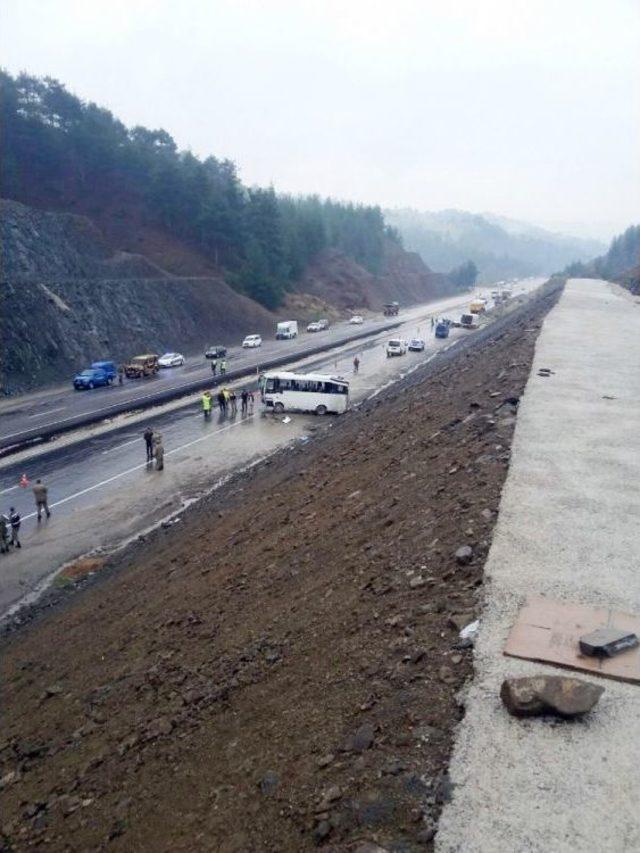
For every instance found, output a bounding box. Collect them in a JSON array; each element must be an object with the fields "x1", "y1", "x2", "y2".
[{"x1": 504, "y1": 596, "x2": 640, "y2": 684}]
